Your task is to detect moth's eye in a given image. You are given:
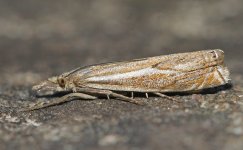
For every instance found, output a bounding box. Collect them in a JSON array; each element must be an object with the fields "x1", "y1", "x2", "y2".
[
  {"x1": 58, "y1": 78, "x2": 66, "y2": 88},
  {"x1": 210, "y1": 51, "x2": 218, "y2": 59}
]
